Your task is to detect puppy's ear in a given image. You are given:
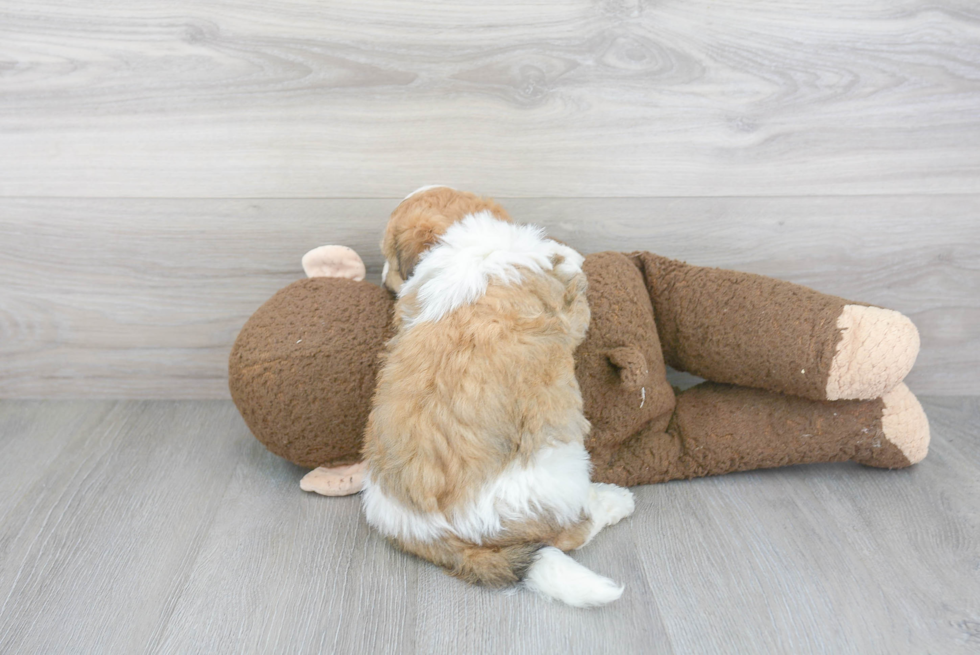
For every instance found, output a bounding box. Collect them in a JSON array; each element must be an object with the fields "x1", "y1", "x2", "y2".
[
  {"x1": 397, "y1": 241, "x2": 422, "y2": 281},
  {"x1": 396, "y1": 215, "x2": 448, "y2": 280}
]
